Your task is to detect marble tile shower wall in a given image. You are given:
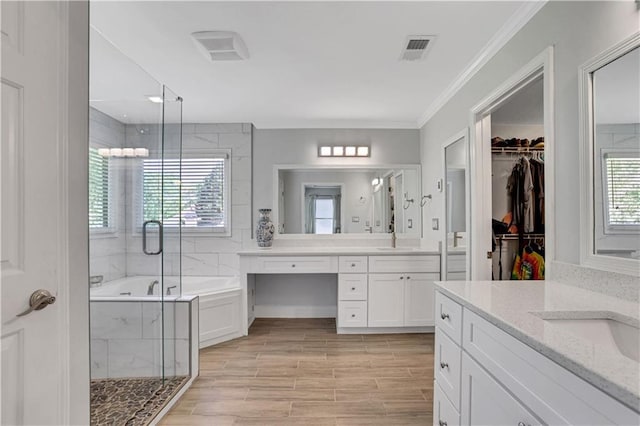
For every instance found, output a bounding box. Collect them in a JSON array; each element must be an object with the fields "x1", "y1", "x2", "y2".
[
  {"x1": 90, "y1": 300, "x2": 191, "y2": 379},
  {"x1": 89, "y1": 115, "x2": 252, "y2": 281},
  {"x1": 123, "y1": 123, "x2": 253, "y2": 278},
  {"x1": 89, "y1": 108, "x2": 127, "y2": 283}
]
